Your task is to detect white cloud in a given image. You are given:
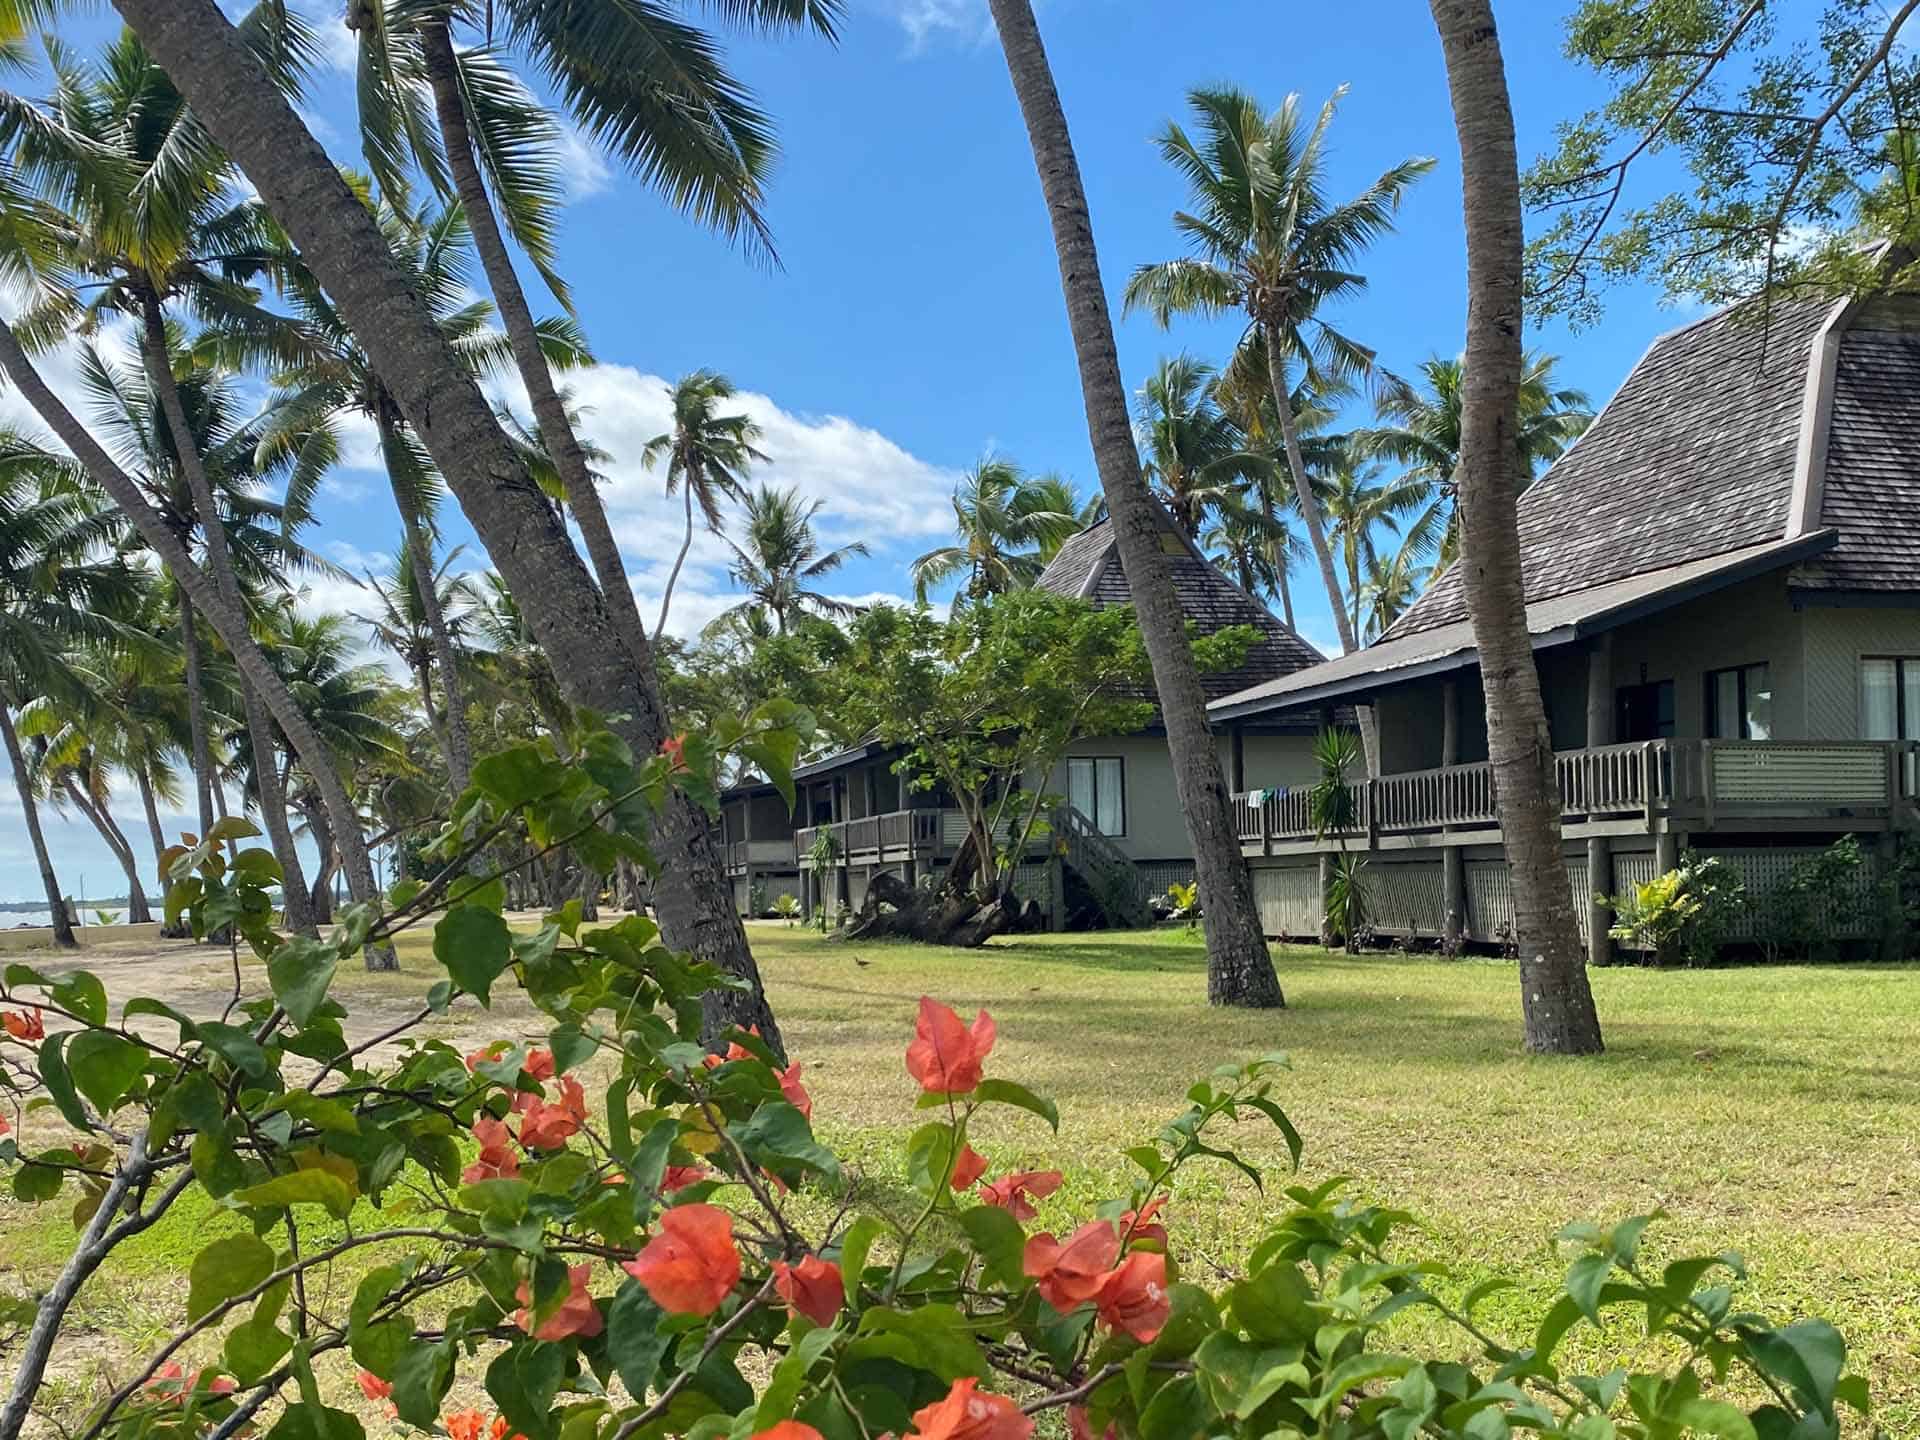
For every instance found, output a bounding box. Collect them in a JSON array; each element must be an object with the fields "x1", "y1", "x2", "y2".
[
  {"x1": 869, "y1": 0, "x2": 993, "y2": 50},
  {"x1": 553, "y1": 123, "x2": 614, "y2": 203},
  {"x1": 311, "y1": 7, "x2": 360, "y2": 74}
]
